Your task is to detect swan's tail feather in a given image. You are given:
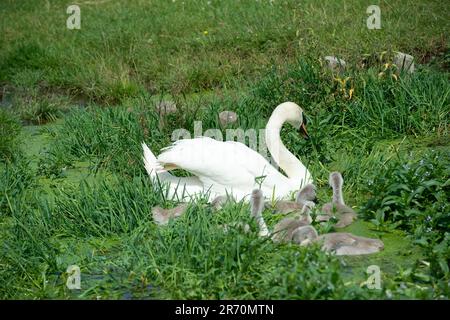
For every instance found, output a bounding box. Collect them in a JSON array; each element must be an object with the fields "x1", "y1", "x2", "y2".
[{"x1": 142, "y1": 142, "x2": 165, "y2": 178}]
